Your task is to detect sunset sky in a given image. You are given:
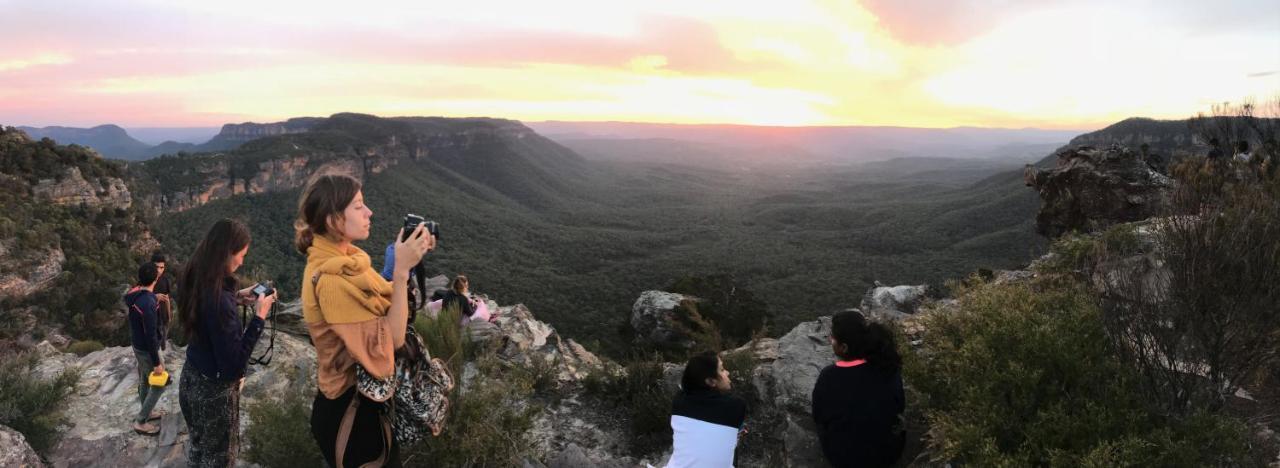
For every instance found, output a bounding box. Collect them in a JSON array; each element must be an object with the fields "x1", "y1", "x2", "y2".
[{"x1": 2, "y1": 0, "x2": 1277, "y2": 129}]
